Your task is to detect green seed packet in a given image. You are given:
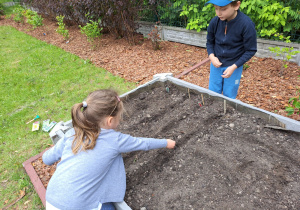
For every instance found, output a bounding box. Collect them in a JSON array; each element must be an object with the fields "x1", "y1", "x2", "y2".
[{"x1": 42, "y1": 119, "x2": 57, "y2": 132}]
